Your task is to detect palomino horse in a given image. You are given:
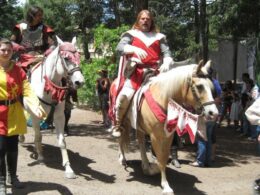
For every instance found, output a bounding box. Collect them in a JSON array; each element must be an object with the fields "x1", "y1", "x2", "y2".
[
  {"x1": 23, "y1": 36, "x2": 84, "y2": 179},
  {"x1": 110, "y1": 60, "x2": 219, "y2": 194}
]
